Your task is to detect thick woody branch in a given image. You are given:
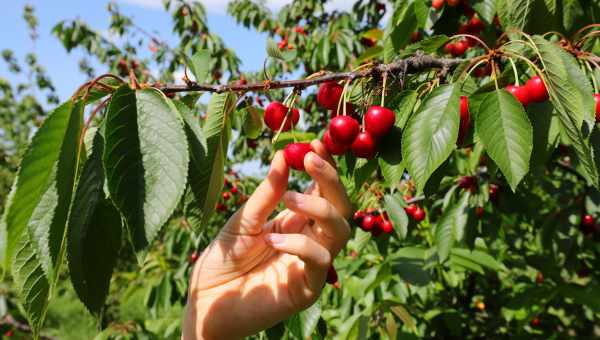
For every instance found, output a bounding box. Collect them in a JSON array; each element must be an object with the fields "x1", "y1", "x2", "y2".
[{"x1": 158, "y1": 53, "x2": 463, "y2": 94}]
